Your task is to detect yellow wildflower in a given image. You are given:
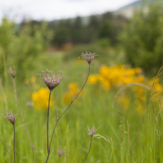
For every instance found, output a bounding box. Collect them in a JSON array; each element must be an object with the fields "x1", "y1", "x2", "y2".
[
  {"x1": 88, "y1": 75, "x2": 99, "y2": 84},
  {"x1": 134, "y1": 68, "x2": 142, "y2": 74},
  {"x1": 32, "y1": 88, "x2": 52, "y2": 110},
  {"x1": 99, "y1": 77, "x2": 111, "y2": 91},
  {"x1": 64, "y1": 82, "x2": 81, "y2": 104},
  {"x1": 68, "y1": 83, "x2": 79, "y2": 96},
  {"x1": 99, "y1": 65, "x2": 109, "y2": 78}
]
